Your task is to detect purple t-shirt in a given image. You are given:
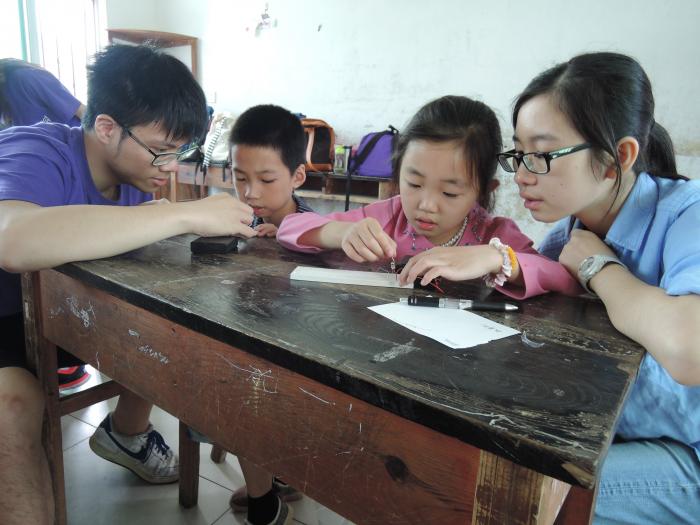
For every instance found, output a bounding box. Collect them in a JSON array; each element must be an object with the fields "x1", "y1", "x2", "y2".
[
  {"x1": 2, "y1": 67, "x2": 81, "y2": 128},
  {"x1": 0, "y1": 123, "x2": 151, "y2": 315}
]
